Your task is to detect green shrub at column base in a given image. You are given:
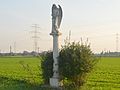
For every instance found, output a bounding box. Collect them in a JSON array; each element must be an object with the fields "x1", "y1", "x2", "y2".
[{"x1": 59, "y1": 42, "x2": 98, "y2": 88}]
